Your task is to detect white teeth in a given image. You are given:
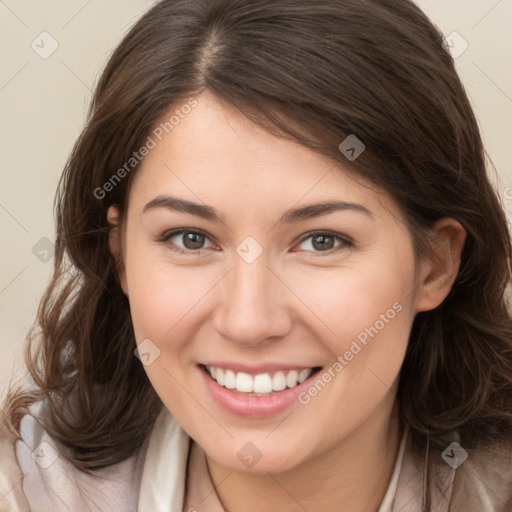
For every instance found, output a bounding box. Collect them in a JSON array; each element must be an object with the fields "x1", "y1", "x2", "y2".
[
  {"x1": 224, "y1": 369, "x2": 236, "y2": 389},
  {"x1": 215, "y1": 367, "x2": 224, "y2": 386},
  {"x1": 235, "y1": 372, "x2": 253, "y2": 392},
  {"x1": 286, "y1": 370, "x2": 298, "y2": 388},
  {"x1": 272, "y1": 371, "x2": 287, "y2": 391},
  {"x1": 298, "y1": 368, "x2": 312, "y2": 383},
  {"x1": 205, "y1": 365, "x2": 316, "y2": 393},
  {"x1": 253, "y1": 373, "x2": 273, "y2": 393}
]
